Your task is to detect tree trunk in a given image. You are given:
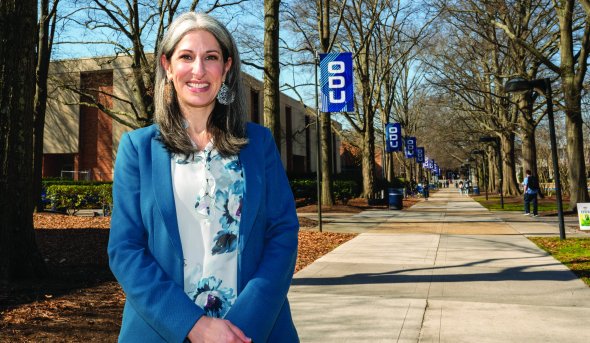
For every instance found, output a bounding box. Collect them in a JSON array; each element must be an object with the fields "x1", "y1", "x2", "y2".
[
  {"x1": 320, "y1": 112, "x2": 333, "y2": 204},
  {"x1": 558, "y1": 1, "x2": 589, "y2": 209},
  {"x1": 501, "y1": 133, "x2": 520, "y2": 195},
  {"x1": 318, "y1": 0, "x2": 333, "y2": 206},
  {"x1": 488, "y1": 148, "x2": 499, "y2": 193},
  {"x1": 33, "y1": 0, "x2": 57, "y2": 212},
  {"x1": 0, "y1": 0, "x2": 47, "y2": 281},
  {"x1": 564, "y1": 98, "x2": 588, "y2": 208},
  {"x1": 263, "y1": 0, "x2": 281, "y2": 151},
  {"x1": 516, "y1": 91, "x2": 538, "y2": 179},
  {"x1": 361, "y1": 123, "x2": 376, "y2": 198},
  {"x1": 384, "y1": 151, "x2": 395, "y2": 182},
  {"x1": 521, "y1": 125, "x2": 537, "y2": 177}
]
